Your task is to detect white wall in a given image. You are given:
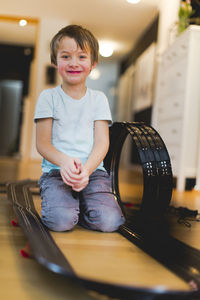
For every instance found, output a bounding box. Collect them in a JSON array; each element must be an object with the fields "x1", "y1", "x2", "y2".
[
  {"x1": 86, "y1": 61, "x2": 119, "y2": 121},
  {"x1": 157, "y1": 0, "x2": 180, "y2": 55}
]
